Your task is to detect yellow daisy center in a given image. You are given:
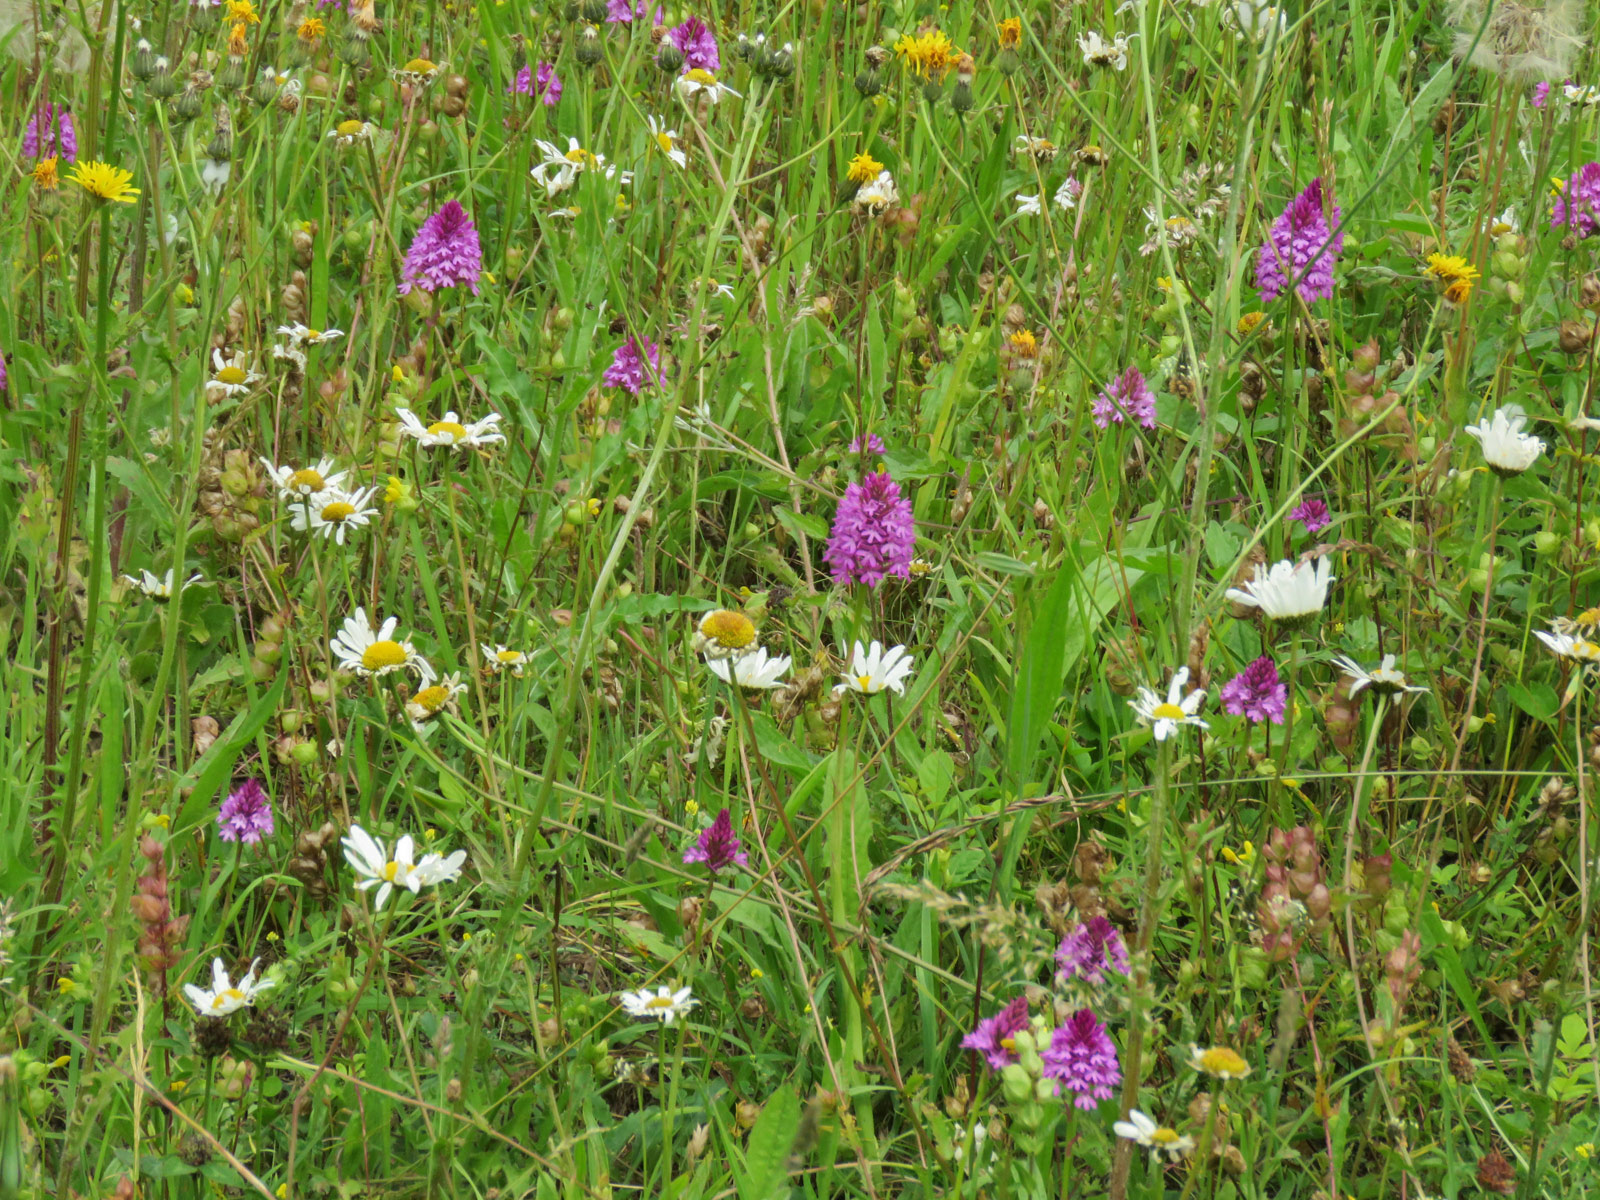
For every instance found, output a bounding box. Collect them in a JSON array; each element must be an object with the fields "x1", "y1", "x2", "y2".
[
  {"x1": 999, "y1": 1036, "x2": 1016, "y2": 1052},
  {"x1": 857, "y1": 674, "x2": 876, "y2": 691},
  {"x1": 496, "y1": 649, "x2": 524, "y2": 663},
  {"x1": 699, "y1": 609, "x2": 756, "y2": 649},
  {"x1": 381, "y1": 860, "x2": 403, "y2": 881},
  {"x1": 403, "y1": 58, "x2": 437, "y2": 74},
  {"x1": 1196, "y1": 1047, "x2": 1248, "y2": 1076},
  {"x1": 412, "y1": 684, "x2": 449, "y2": 713},
  {"x1": 427, "y1": 420, "x2": 468, "y2": 441},
  {"x1": 213, "y1": 988, "x2": 244, "y2": 1009},
  {"x1": 565, "y1": 146, "x2": 597, "y2": 165},
  {"x1": 321, "y1": 501, "x2": 356, "y2": 522},
  {"x1": 644, "y1": 995, "x2": 675, "y2": 1009},
  {"x1": 656, "y1": 132, "x2": 675, "y2": 154},
  {"x1": 1152, "y1": 702, "x2": 1187, "y2": 720},
  {"x1": 1151, "y1": 1128, "x2": 1181, "y2": 1146},
  {"x1": 216, "y1": 366, "x2": 248, "y2": 385},
  {"x1": 685, "y1": 68, "x2": 717, "y2": 85},
  {"x1": 362, "y1": 640, "x2": 409, "y2": 671},
  {"x1": 337, "y1": 119, "x2": 367, "y2": 137},
  {"x1": 289, "y1": 468, "x2": 326, "y2": 491},
  {"x1": 1576, "y1": 607, "x2": 1600, "y2": 626}
]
